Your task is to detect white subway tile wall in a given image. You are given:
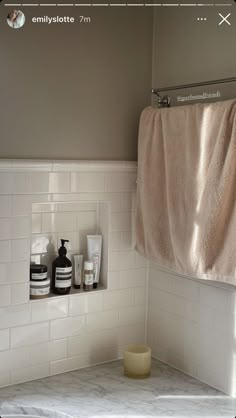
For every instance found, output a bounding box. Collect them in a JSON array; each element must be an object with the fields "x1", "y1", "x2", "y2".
[
  {"x1": 1, "y1": 159, "x2": 233, "y2": 396},
  {"x1": 0, "y1": 329, "x2": 10, "y2": 351},
  {"x1": 0, "y1": 372, "x2": 10, "y2": 389},
  {"x1": 0, "y1": 161, "x2": 147, "y2": 387},
  {"x1": 147, "y1": 264, "x2": 236, "y2": 396},
  {"x1": 11, "y1": 283, "x2": 29, "y2": 305},
  {"x1": 11, "y1": 239, "x2": 30, "y2": 262}
]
